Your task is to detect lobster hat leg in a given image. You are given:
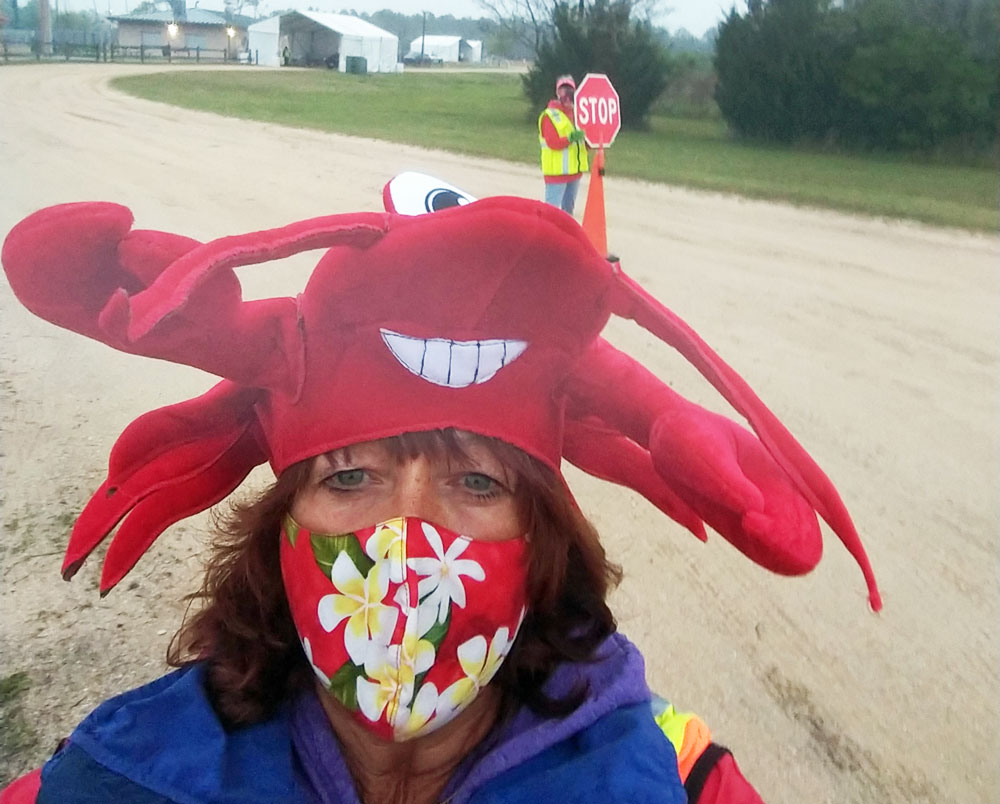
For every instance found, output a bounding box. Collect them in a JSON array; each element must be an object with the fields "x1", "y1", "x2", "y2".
[{"x1": 608, "y1": 267, "x2": 881, "y2": 611}]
